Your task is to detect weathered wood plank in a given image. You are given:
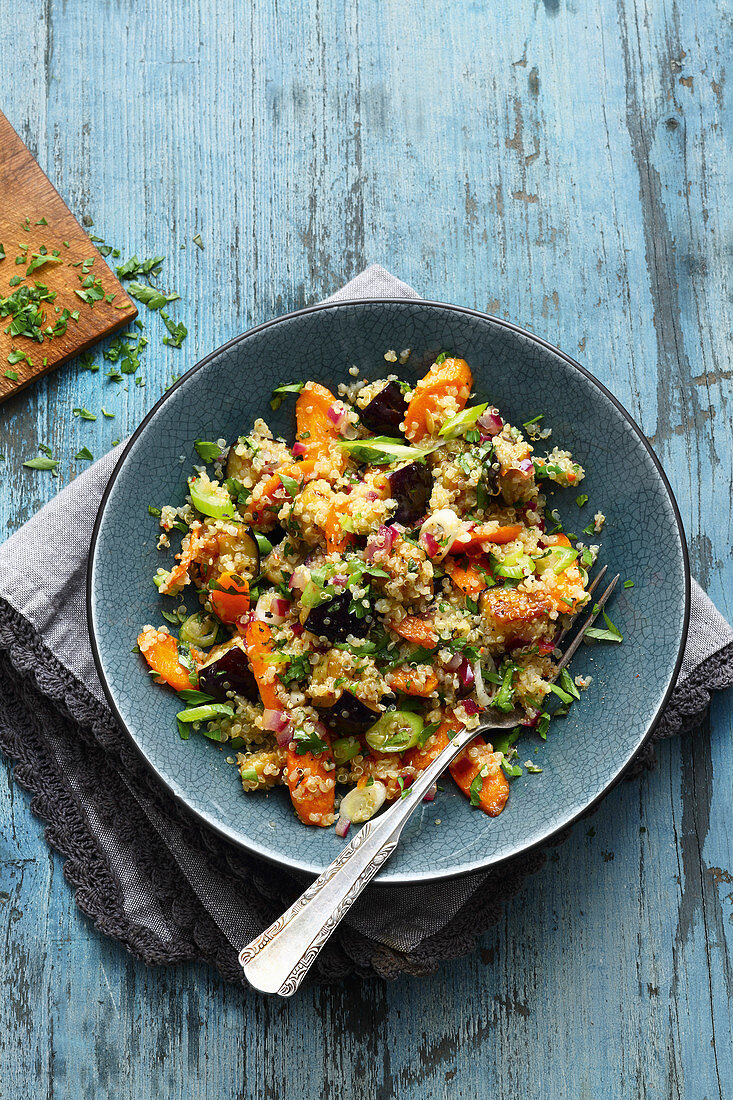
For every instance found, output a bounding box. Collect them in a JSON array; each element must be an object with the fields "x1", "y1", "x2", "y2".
[{"x1": 0, "y1": 0, "x2": 731, "y2": 1096}]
